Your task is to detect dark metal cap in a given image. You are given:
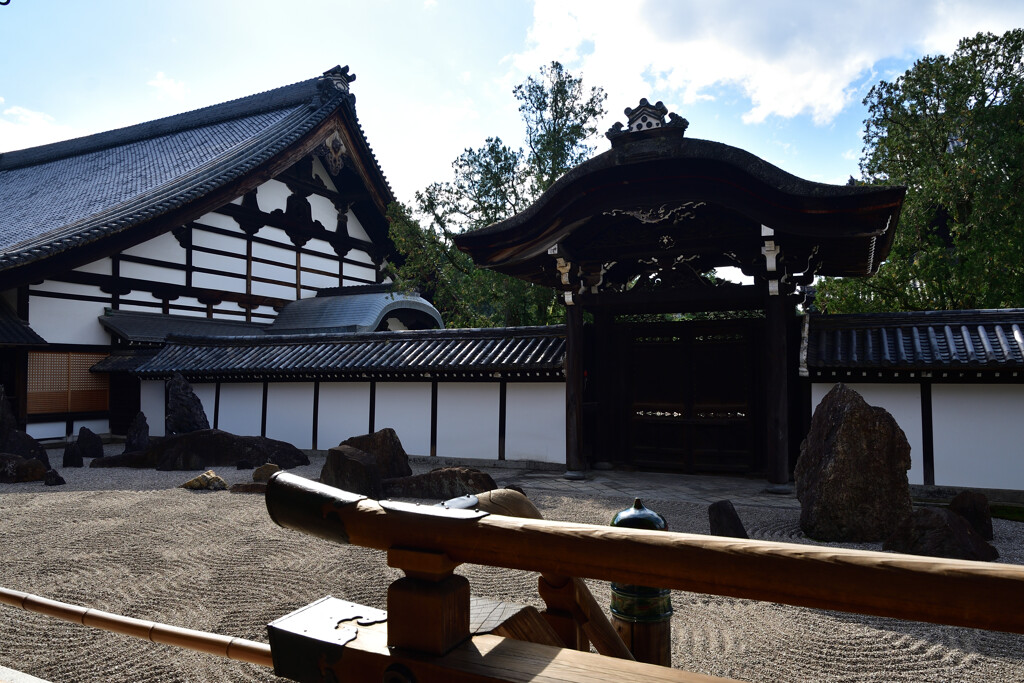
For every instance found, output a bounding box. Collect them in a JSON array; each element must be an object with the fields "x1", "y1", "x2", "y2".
[{"x1": 610, "y1": 498, "x2": 668, "y2": 531}]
